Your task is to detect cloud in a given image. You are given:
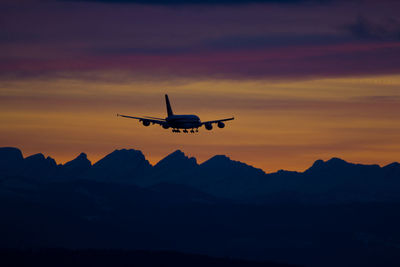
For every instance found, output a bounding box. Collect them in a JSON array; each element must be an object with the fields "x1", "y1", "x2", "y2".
[
  {"x1": 1, "y1": 0, "x2": 400, "y2": 81},
  {"x1": 90, "y1": 33, "x2": 350, "y2": 58},
  {"x1": 345, "y1": 15, "x2": 400, "y2": 41},
  {"x1": 199, "y1": 33, "x2": 349, "y2": 51},
  {"x1": 2, "y1": 41, "x2": 400, "y2": 81}
]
